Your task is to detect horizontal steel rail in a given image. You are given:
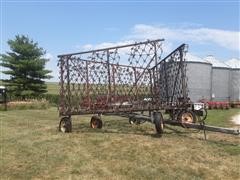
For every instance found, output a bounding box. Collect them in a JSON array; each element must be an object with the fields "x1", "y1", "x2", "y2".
[
  {"x1": 164, "y1": 120, "x2": 240, "y2": 135},
  {"x1": 124, "y1": 114, "x2": 239, "y2": 135},
  {"x1": 58, "y1": 39, "x2": 164, "y2": 57}
]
